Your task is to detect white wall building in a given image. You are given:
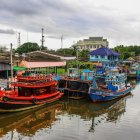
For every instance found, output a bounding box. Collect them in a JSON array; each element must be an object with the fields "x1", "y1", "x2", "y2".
[{"x1": 75, "y1": 37, "x2": 109, "y2": 51}]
